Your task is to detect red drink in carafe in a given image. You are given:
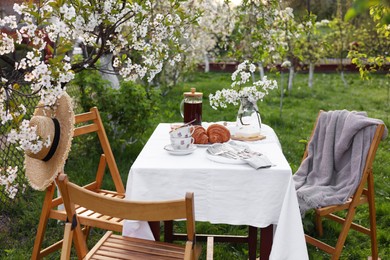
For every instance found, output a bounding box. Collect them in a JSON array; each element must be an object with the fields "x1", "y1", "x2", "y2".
[
  {"x1": 184, "y1": 101, "x2": 202, "y2": 125},
  {"x1": 181, "y1": 88, "x2": 203, "y2": 125}
]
